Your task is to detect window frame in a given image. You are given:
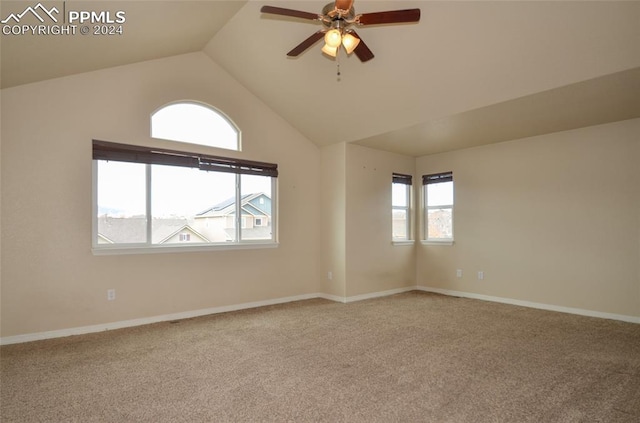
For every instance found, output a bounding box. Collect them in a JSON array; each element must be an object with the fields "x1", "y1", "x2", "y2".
[
  {"x1": 91, "y1": 140, "x2": 278, "y2": 255},
  {"x1": 392, "y1": 173, "x2": 414, "y2": 245},
  {"x1": 423, "y1": 171, "x2": 454, "y2": 245},
  {"x1": 151, "y1": 101, "x2": 241, "y2": 151}
]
